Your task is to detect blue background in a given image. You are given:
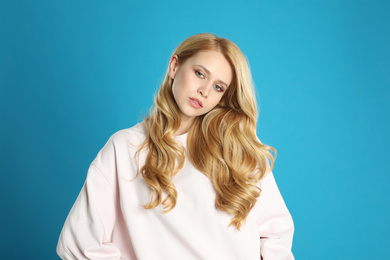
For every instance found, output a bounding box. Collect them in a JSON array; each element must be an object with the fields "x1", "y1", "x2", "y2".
[{"x1": 1, "y1": 0, "x2": 389, "y2": 259}]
